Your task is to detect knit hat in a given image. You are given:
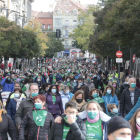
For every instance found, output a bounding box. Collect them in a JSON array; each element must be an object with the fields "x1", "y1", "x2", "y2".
[{"x1": 108, "y1": 116, "x2": 131, "y2": 135}]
